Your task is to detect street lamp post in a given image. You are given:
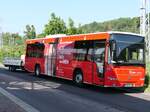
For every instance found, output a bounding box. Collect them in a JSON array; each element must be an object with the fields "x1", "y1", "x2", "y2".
[
  {"x1": 140, "y1": 0, "x2": 150, "y2": 86},
  {"x1": 140, "y1": 0, "x2": 150, "y2": 62}
]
